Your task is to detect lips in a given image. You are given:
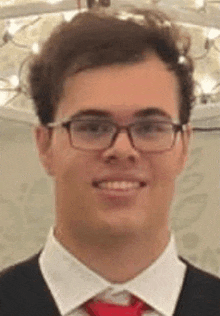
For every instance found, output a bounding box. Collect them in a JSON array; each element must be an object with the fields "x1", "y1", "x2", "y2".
[
  {"x1": 92, "y1": 176, "x2": 147, "y2": 190},
  {"x1": 94, "y1": 180, "x2": 146, "y2": 189}
]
